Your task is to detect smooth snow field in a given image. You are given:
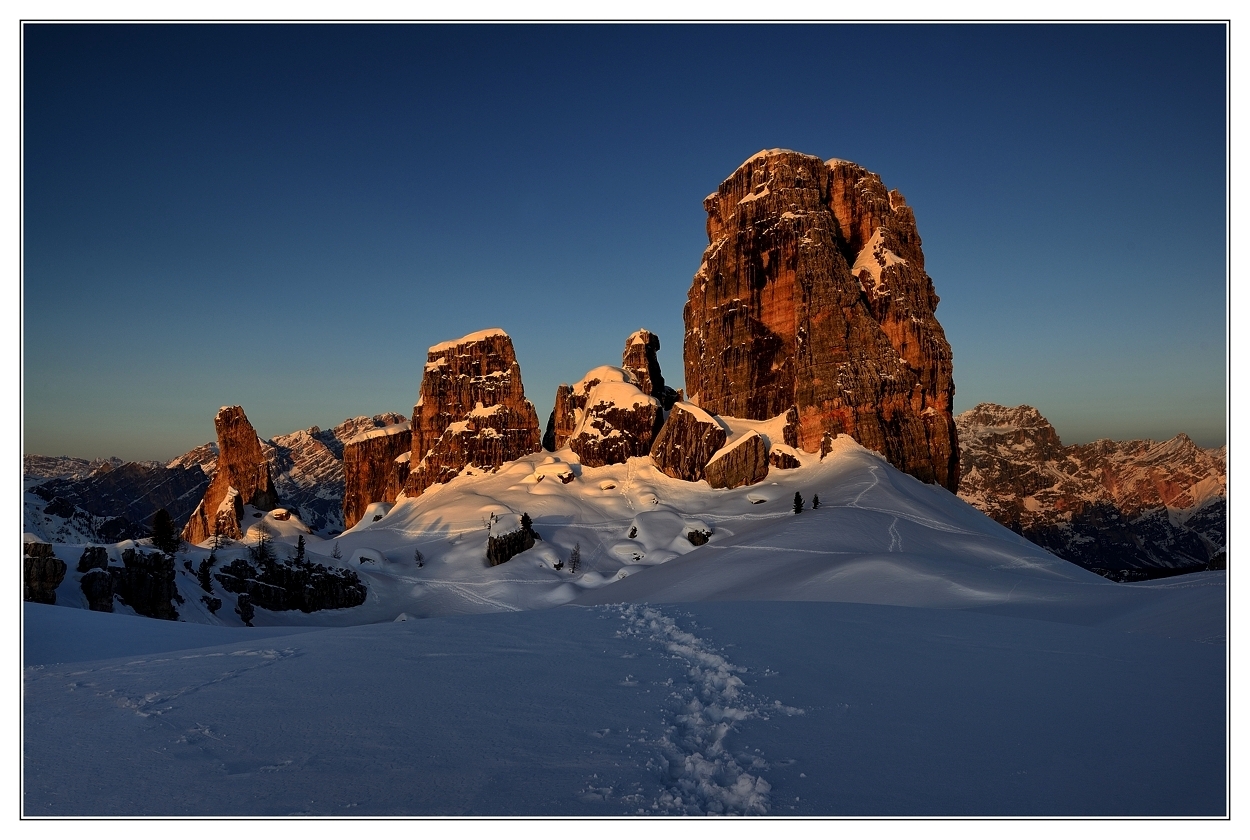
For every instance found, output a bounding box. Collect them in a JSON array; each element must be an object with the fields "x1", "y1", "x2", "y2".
[{"x1": 22, "y1": 439, "x2": 1227, "y2": 816}]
